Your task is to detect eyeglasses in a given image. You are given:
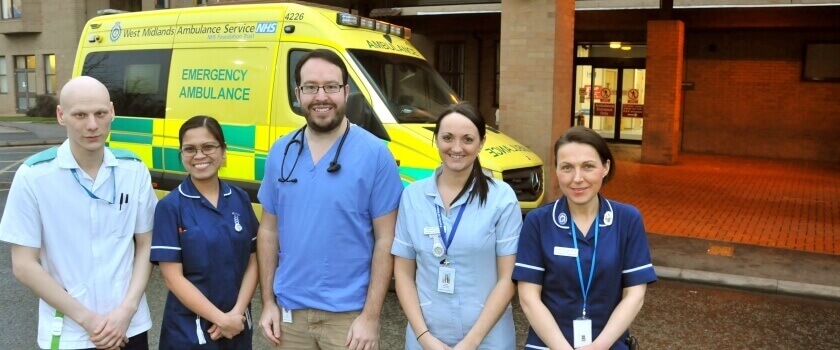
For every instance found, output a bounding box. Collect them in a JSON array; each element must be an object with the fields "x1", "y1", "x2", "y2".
[
  {"x1": 299, "y1": 84, "x2": 344, "y2": 95},
  {"x1": 181, "y1": 144, "x2": 221, "y2": 156}
]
